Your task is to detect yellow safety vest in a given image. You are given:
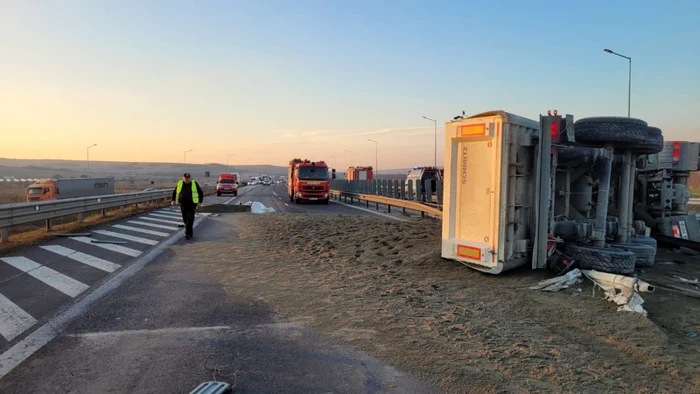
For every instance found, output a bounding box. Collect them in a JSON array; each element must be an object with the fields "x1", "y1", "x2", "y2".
[{"x1": 175, "y1": 180, "x2": 200, "y2": 204}]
